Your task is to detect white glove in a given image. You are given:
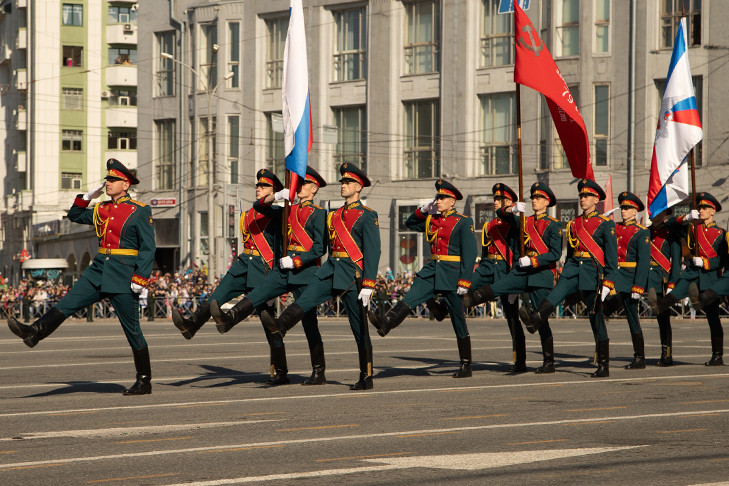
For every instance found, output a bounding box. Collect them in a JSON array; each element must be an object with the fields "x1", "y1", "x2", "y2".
[
  {"x1": 358, "y1": 288, "x2": 373, "y2": 307},
  {"x1": 685, "y1": 209, "x2": 699, "y2": 222},
  {"x1": 692, "y1": 256, "x2": 704, "y2": 267},
  {"x1": 511, "y1": 201, "x2": 526, "y2": 214},
  {"x1": 603, "y1": 207, "x2": 620, "y2": 217},
  {"x1": 457, "y1": 286, "x2": 469, "y2": 296},
  {"x1": 130, "y1": 282, "x2": 144, "y2": 294},
  {"x1": 419, "y1": 198, "x2": 436, "y2": 214},
  {"x1": 279, "y1": 256, "x2": 295, "y2": 269},
  {"x1": 518, "y1": 256, "x2": 531, "y2": 268},
  {"x1": 631, "y1": 292, "x2": 641, "y2": 300},
  {"x1": 83, "y1": 182, "x2": 106, "y2": 201},
  {"x1": 666, "y1": 287, "x2": 672, "y2": 295},
  {"x1": 274, "y1": 189, "x2": 290, "y2": 202},
  {"x1": 508, "y1": 294, "x2": 518, "y2": 304},
  {"x1": 600, "y1": 286, "x2": 611, "y2": 302}
]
